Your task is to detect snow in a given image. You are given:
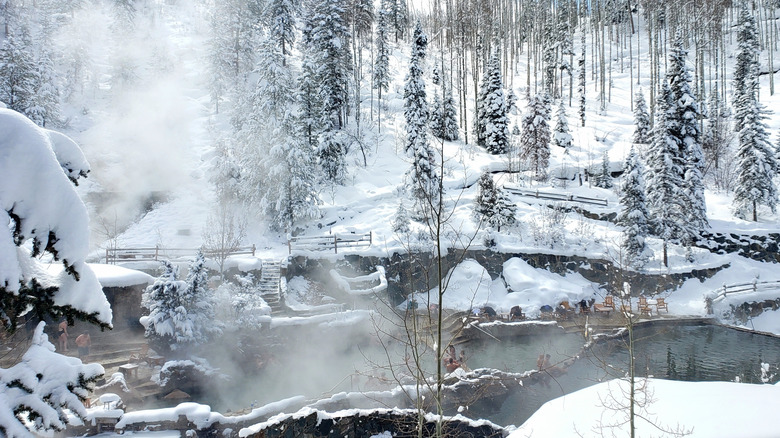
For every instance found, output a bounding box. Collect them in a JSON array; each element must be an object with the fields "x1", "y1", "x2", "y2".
[
  {"x1": 402, "y1": 258, "x2": 593, "y2": 318},
  {"x1": 89, "y1": 263, "x2": 154, "y2": 288},
  {"x1": 0, "y1": 108, "x2": 111, "y2": 325},
  {"x1": 511, "y1": 378, "x2": 780, "y2": 438}
]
